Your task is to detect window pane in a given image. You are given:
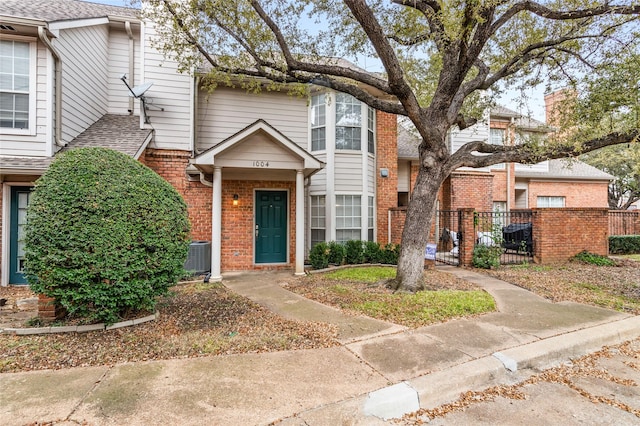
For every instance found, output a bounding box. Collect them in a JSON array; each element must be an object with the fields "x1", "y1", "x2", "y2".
[
  {"x1": 0, "y1": 41, "x2": 31, "y2": 129},
  {"x1": 490, "y1": 128, "x2": 505, "y2": 145}
]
